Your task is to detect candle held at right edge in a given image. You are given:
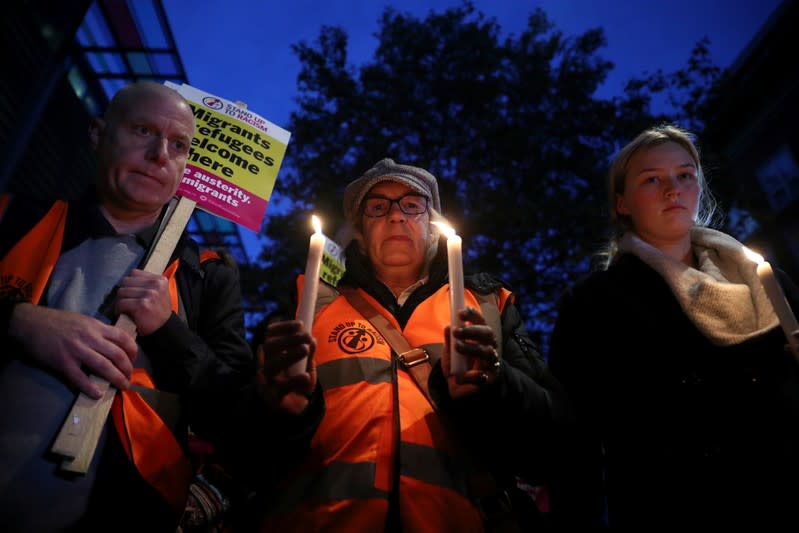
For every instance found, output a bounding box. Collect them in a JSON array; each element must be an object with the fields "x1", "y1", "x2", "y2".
[{"x1": 744, "y1": 246, "x2": 799, "y2": 354}]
